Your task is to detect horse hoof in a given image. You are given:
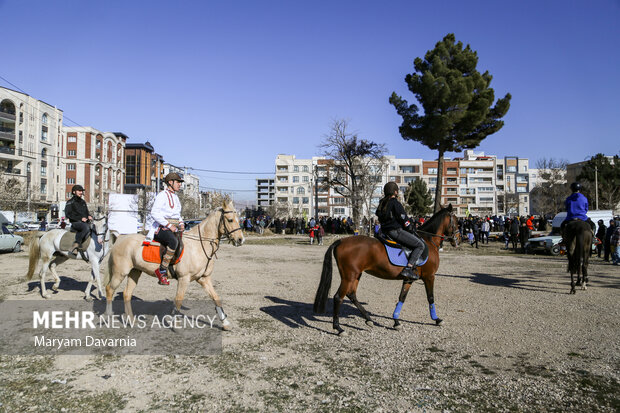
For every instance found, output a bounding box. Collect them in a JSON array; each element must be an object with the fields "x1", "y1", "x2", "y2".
[
  {"x1": 570, "y1": 289, "x2": 576, "y2": 294},
  {"x1": 84, "y1": 295, "x2": 93, "y2": 302},
  {"x1": 365, "y1": 320, "x2": 373, "y2": 327},
  {"x1": 42, "y1": 293, "x2": 52, "y2": 299},
  {"x1": 337, "y1": 330, "x2": 347, "y2": 337},
  {"x1": 393, "y1": 323, "x2": 402, "y2": 331},
  {"x1": 52, "y1": 286, "x2": 59, "y2": 292},
  {"x1": 435, "y1": 318, "x2": 443, "y2": 326},
  {"x1": 222, "y1": 323, "x2": 233, "y2": 332}
]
